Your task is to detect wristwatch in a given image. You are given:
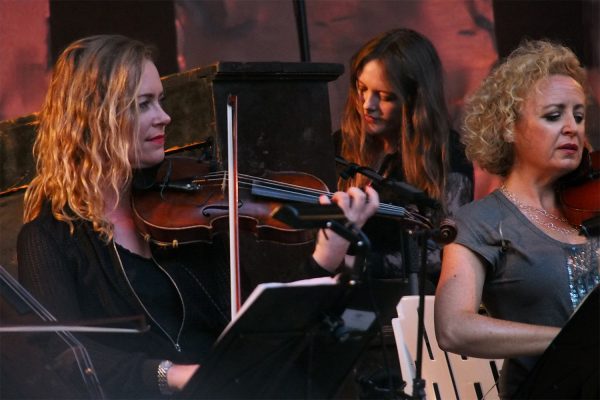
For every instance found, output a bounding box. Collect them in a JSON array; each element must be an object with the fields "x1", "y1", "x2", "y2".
[{"x1": 157, "y1": 360, "x2": 174, "y2": 396}]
